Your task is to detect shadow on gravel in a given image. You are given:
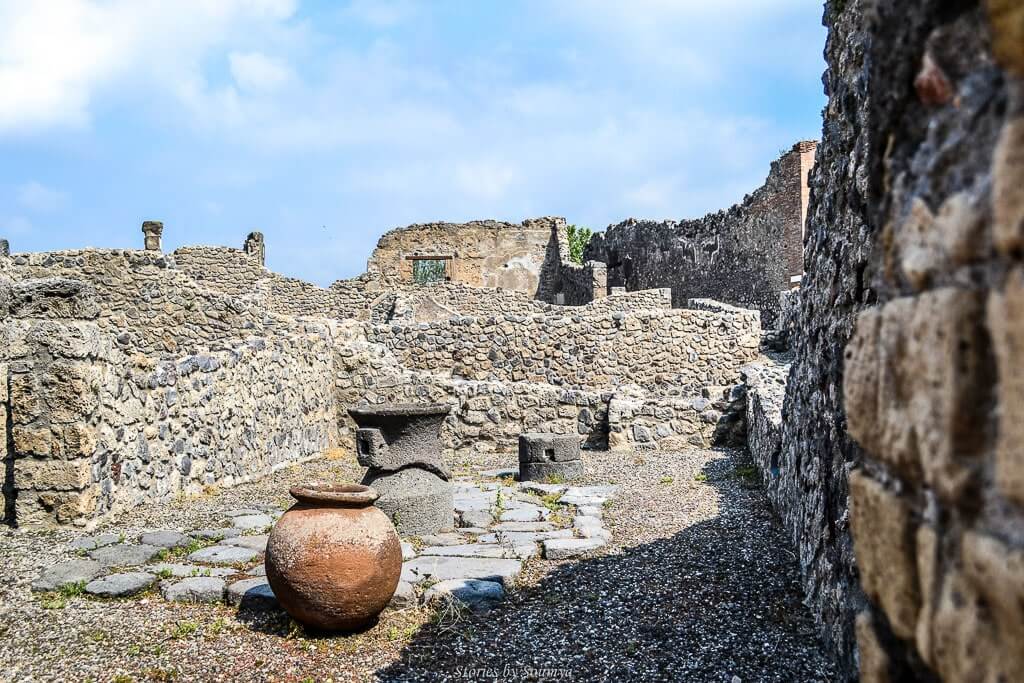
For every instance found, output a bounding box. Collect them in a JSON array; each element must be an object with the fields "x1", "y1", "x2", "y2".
[{"x1": 375, "y1": 454, "x2": 838, "y2": 683}]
